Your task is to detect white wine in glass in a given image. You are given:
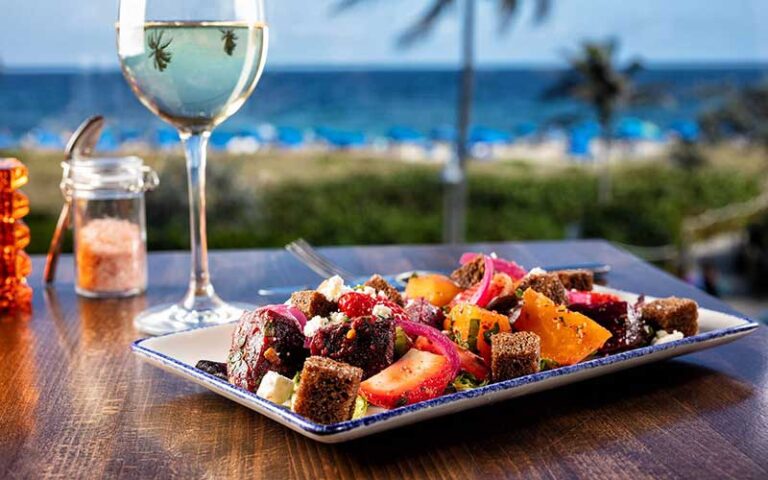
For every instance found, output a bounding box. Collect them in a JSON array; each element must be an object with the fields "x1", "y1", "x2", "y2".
[{"x1": 117, "y1": 1, "x2": 268, "y2": 334}]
